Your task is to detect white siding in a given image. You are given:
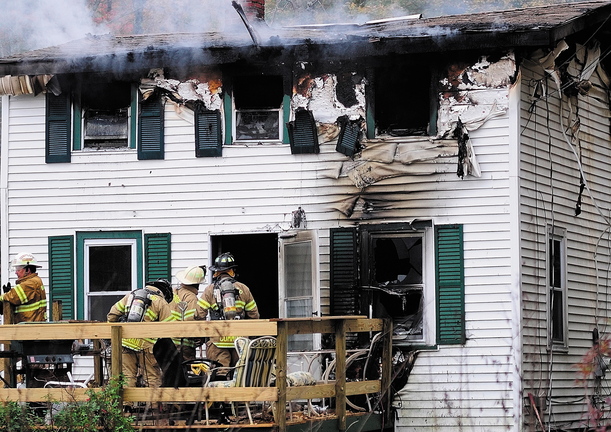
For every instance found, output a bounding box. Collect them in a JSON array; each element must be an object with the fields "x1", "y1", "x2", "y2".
[
  {"x1": 520, "y1": 52, "x2": 611, "y2": 431},
  {"x1": 4, "y1": 85, "x2": 516, "y2": 431}
]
